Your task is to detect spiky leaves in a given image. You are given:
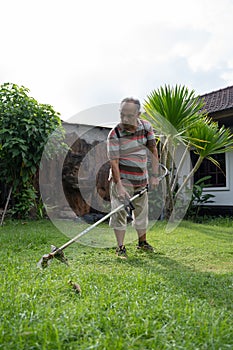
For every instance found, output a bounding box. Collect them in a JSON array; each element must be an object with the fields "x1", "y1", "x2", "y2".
[{"x1": 143, "y1": 84, "x2": 233, "y2": 222}]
